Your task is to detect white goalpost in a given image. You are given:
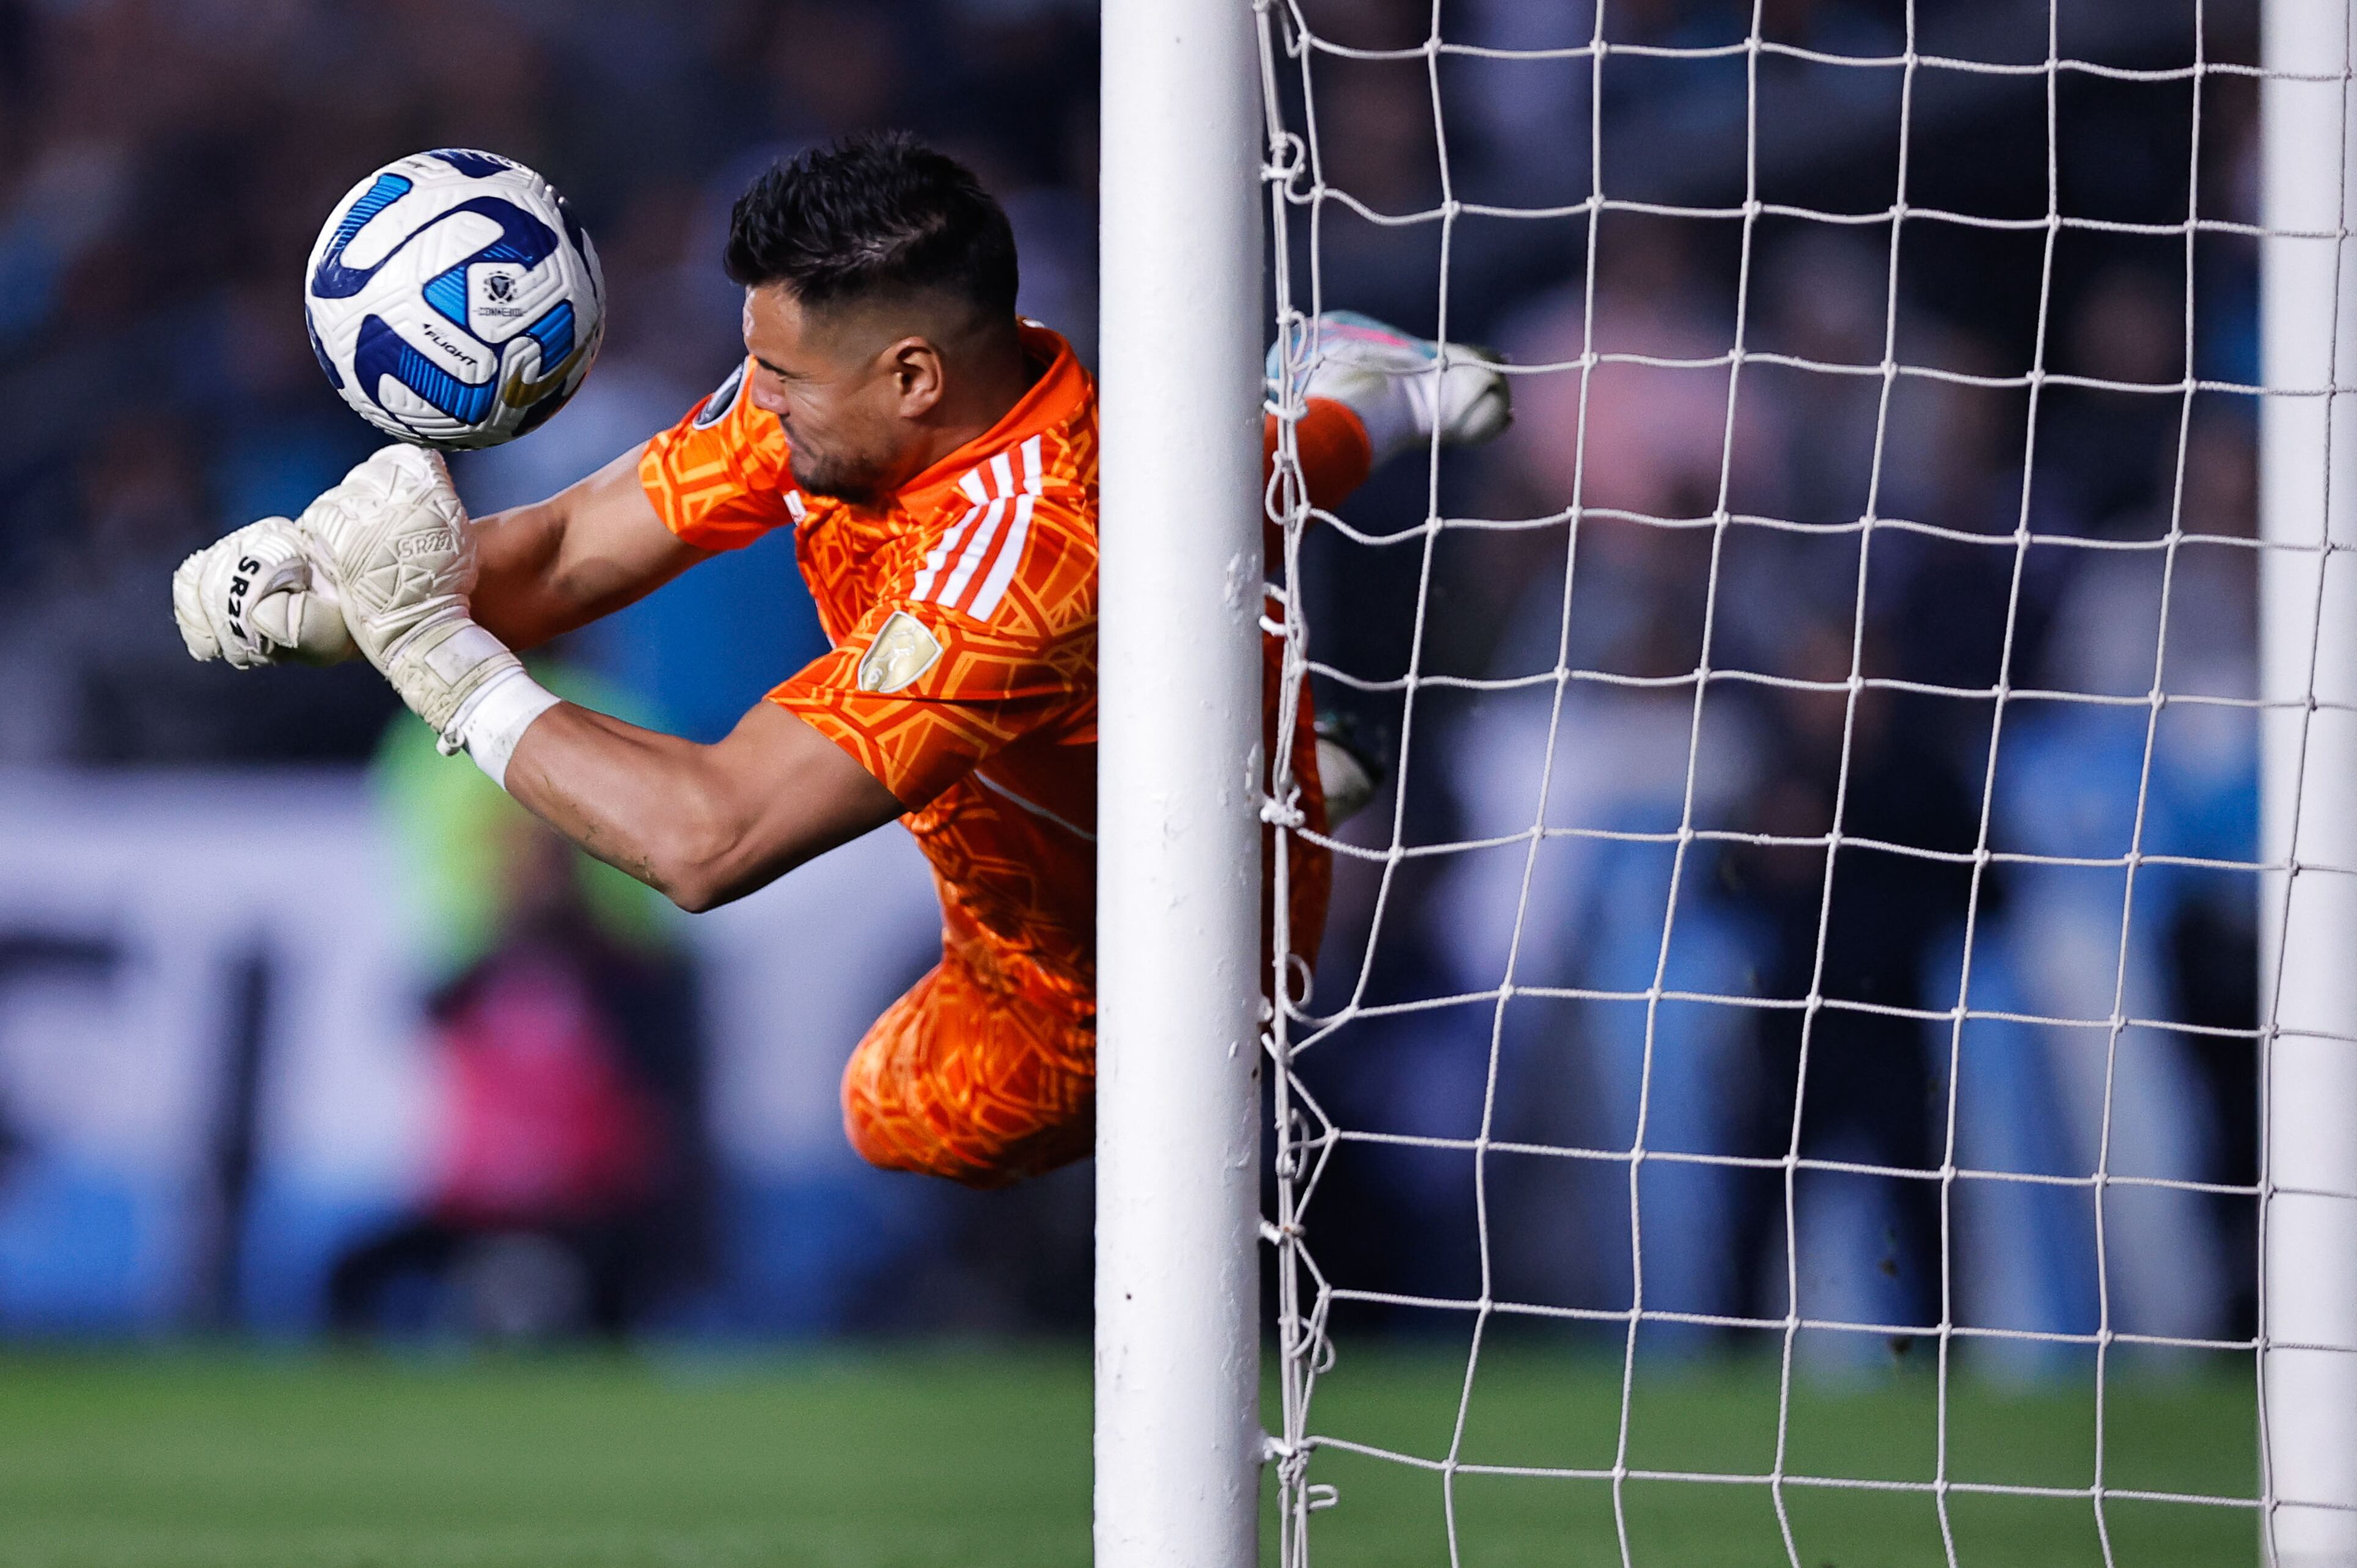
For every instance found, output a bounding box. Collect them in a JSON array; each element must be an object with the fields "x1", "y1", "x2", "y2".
[
  {"x1": 1097, "y1": 1, "x2": 2357, "y2": 1565},
  {"x1": 2260, "y1": 2, "x2": 2357, "y2": 1563},
  {"x1": 1096, "y1": 3, "x2": 1267, "y2": 1566}
]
